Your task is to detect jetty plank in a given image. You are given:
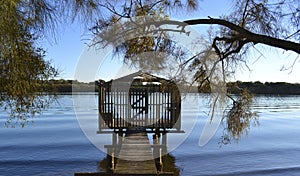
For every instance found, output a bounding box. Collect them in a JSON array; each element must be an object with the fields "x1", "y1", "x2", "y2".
[{"x1": 114, "y1": 131, "x2": 157, "y2": 174}]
